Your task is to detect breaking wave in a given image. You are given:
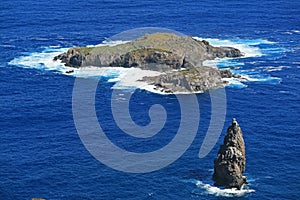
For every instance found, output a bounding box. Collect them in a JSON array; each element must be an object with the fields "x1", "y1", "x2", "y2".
[
  {"x1": 195, "y1": 180, "x2": 255, "y2": 197},
  {"x1": 196, "y1": 37, "x2": 284, "y2": 88},
  {"x1": 183, "y1": 178, "x2": 255, "y2": 198}
]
